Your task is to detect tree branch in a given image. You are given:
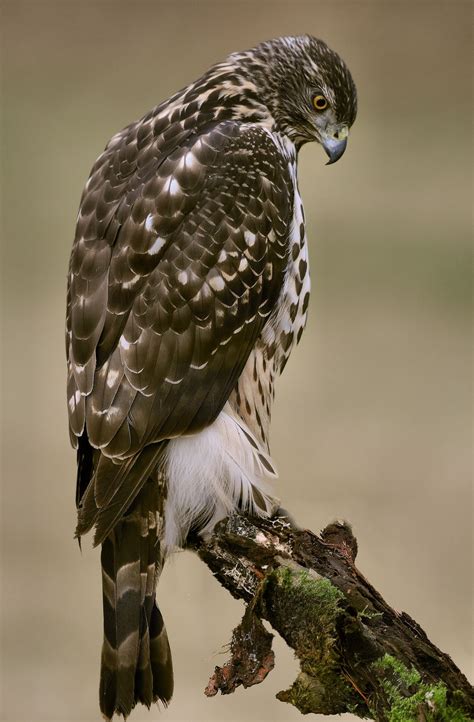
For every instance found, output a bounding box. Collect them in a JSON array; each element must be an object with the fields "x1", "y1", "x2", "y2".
[{"x1": 188, "y1": 512, "x2": 474, "y2": 720}]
